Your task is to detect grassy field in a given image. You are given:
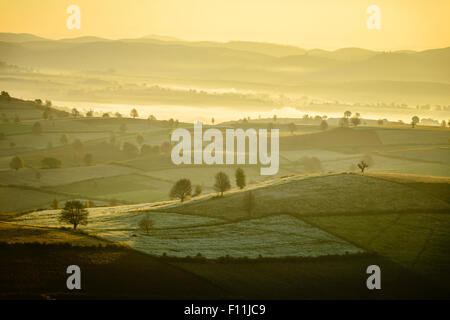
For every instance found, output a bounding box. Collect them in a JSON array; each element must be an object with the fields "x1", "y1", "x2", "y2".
[
  {"x1": 165, "y1": 173, "x2": 450, "y2": 220},
  {"x1": 304, "y1": 213, "x2": 450, "y2": 288},
  {"x1": 2, "y1": 221, "x2": 447, "y2": 299},
  {"x1": 2, "y1": 96, "x2": 450, "y2": 299}
]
